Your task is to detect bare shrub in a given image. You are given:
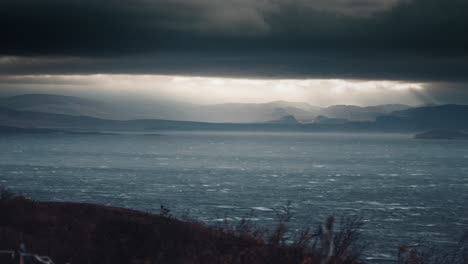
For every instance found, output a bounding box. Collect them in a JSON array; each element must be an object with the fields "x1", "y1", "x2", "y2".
[
  {"x1": 333, "y1": 216, "x2": 366, "y2": 261},
  {"x1": 396, "y1": 229, "x2": 468, "y2": 264},
  {"x1": 269, "y1": 201, "x2": 293, "y2": 246}
]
